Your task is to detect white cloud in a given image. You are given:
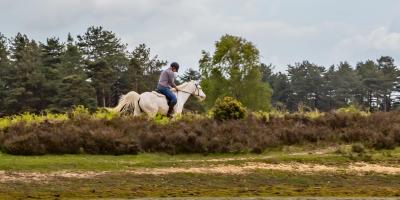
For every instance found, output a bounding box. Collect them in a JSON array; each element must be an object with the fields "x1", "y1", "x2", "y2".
[
  {"x1": 1, "y1": 0, "x2": 399, "y2": 72},
  {"x1": 335, "y1": 27, "x2": 400, "y2": 51}
]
